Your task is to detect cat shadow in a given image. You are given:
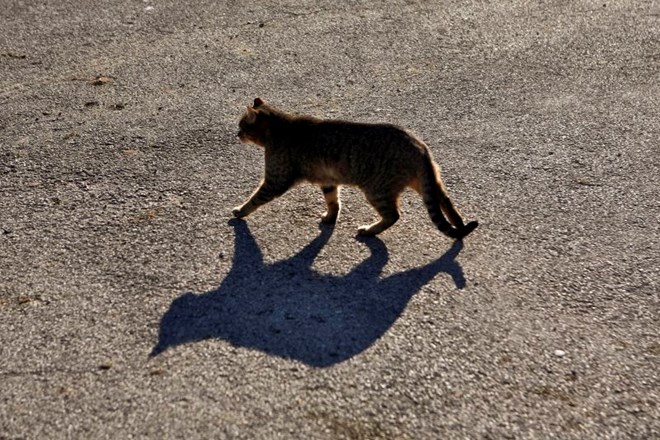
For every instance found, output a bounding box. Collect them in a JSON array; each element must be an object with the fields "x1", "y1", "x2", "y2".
[{"x1": 151, "y1": 219, "x2": 467, "y2": 367}]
